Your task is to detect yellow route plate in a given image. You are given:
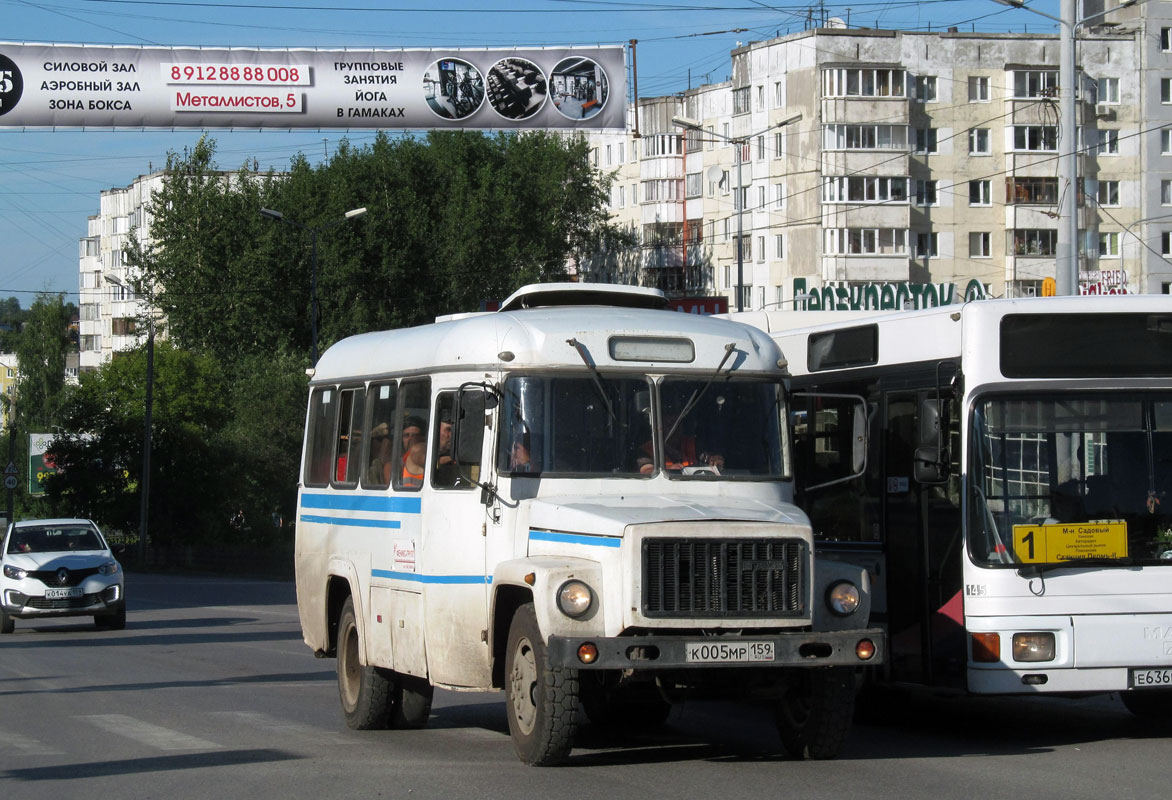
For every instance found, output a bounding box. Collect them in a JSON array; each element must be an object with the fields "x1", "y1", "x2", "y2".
[{"x1": 1012, "y1": 522, "x2": 1128, "y2": 563}]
